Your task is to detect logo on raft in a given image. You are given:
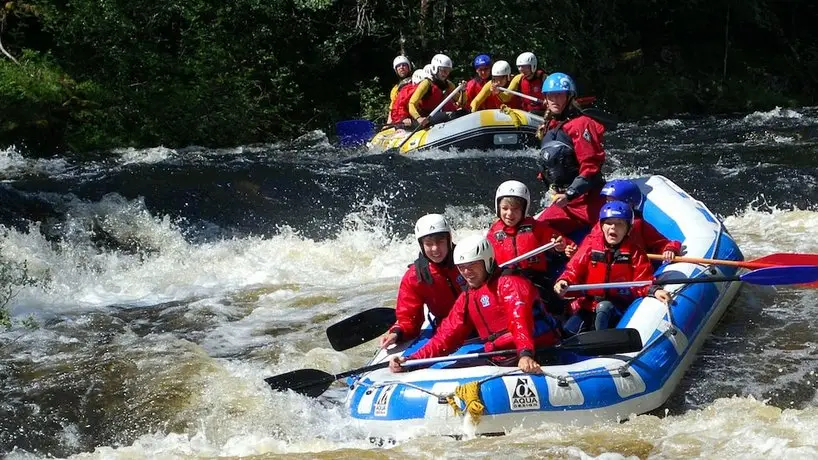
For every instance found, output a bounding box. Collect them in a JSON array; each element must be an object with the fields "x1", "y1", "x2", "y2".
[
  {"x1": 504, "y1": 376, "x2": 541, "y2": 411},
  {"x1": 374, "y1": 384, "x2": 397, "y2": 417}
]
